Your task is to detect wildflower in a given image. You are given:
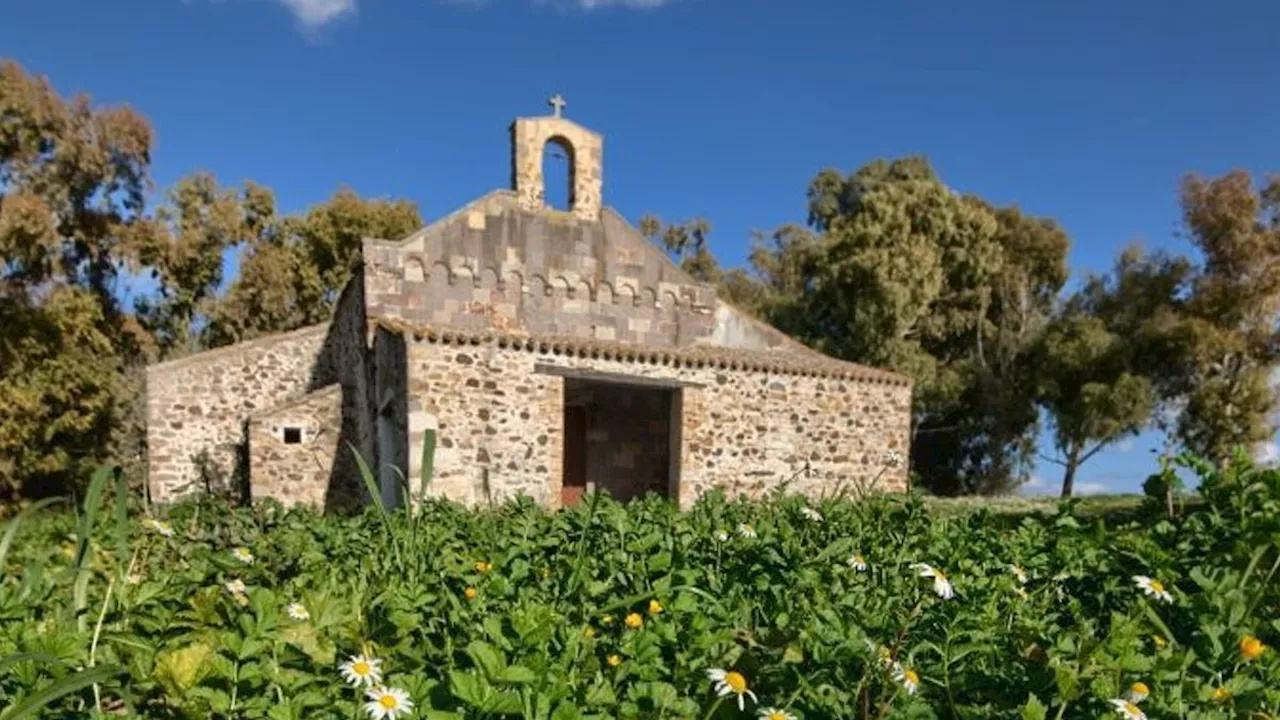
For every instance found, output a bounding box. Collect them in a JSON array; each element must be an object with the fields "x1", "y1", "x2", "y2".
[
  {"x1": 232, "y1": 592, "x2": 250, "y2": 607},
  {"x1": 884, "y1": 449, "x2": 903, "y2": 467},
  {"x1": 1152, "y1": 634, "x2": 1167, "y2": 649},
  {"x1": 287, "y1": 603, "x2": 310, "y2": 621},
  {"x1": 583, "y1": 626, "x2": 596, "y2": 638},
  {"x1": 737, "y1": 523, "x2": 757, "y2": 539},
  {"x1": 1132, "y1": 576, "x2": 1172, "y2": 603},
  {"x1": 1014, "y1": 587, "x2": 1029, "y2": 601},
  {"x1": 706, "y1": 668, "x2": 757, "y2": 711},
  {"x1": 126, "y1": 573, "x2": 142, "y2": 586},
  {"x1": 607, "y1": 654, "x2": 622, "y2": 667},
  {"x1": 225, "y1": 579, "x2": 247, "y2": 595},
  {"x1": 145, "y1": 518, "x2": 175, "y2": 538},
  {"x1": 625, "y1": 612, "x2": 643, "y2": 629},
  {"x1": 1108, "y1": 699, "x2": 1147, "y2": 719},
  {"x1": 464, "y1": 587, "x2": 478, "y2": 601},
  {"x1": 1010, "y1": 564, "x2": 1028, "y2": 584},
  {"x1": 849, "y1": 554, "x2": 868, "y2": 572},
  {"x1": 232, "y1": 547, "x2": 255, "y2": 565},
  {"x1": 1211, "y1": 687, "x2": 1231, "y2": 704},
  {"x1": 800, "y1": 507, "x2": 823, "y2": 522},
  {"x1": 714, "y1": 530, "x2": 730, "y2": 543},
  {"x1": 1124, "y1": 682, "x2": 1149, "y2": 703},
  {"x1": 893, "y1": 666, "x2": 920, "y2": 695},
  {"x1": 601, "y1": 614, "x2": 615, "y2": 626},
  {"x1": 474, "y1": 561, "x2": 493, "y2": 573},
  {"x1": 363, "y1": 686, "x2": 413, "y2": 720},
  {"x1": 758, "y1": 709, "x2": 797, "y2": 720},
  {"x1": 911, "y1": 563, "x2": 955, "y2": 600},
  {"x1": 1240, "y1": 635, "x2": 1265, "y2": 661},
  {"x1": 648, "y1": 599, "x2": 663, "y2": 615},
  {"x1": 339, "y1": 653, "x2": 383, "y2": 687}
]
